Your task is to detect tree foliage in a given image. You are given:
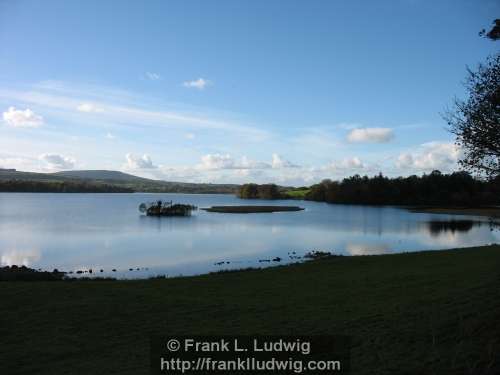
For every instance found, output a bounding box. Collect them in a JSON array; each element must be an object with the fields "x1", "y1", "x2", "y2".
[
  {"x1": 237, "y1": 183, "x2": 282, "y2": 199},
  {"x1": 238, "y1": 172, "x2": 500, "y2": 206},
  {"x1": 0, "y1": 180, "x2": 134, "y2": 193},
  {"x1": 304, "y1": 172, "x2": 500, "y2": 206},
  {"x1": 444, "y1": 53, "x2": 500, "y2": 178},
  {"x1": 479, "y1": 19, "x2": 500, "y2": 41},
  {"x1": 445, "y1": 20, "x2": 499, "y2": 178}
]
